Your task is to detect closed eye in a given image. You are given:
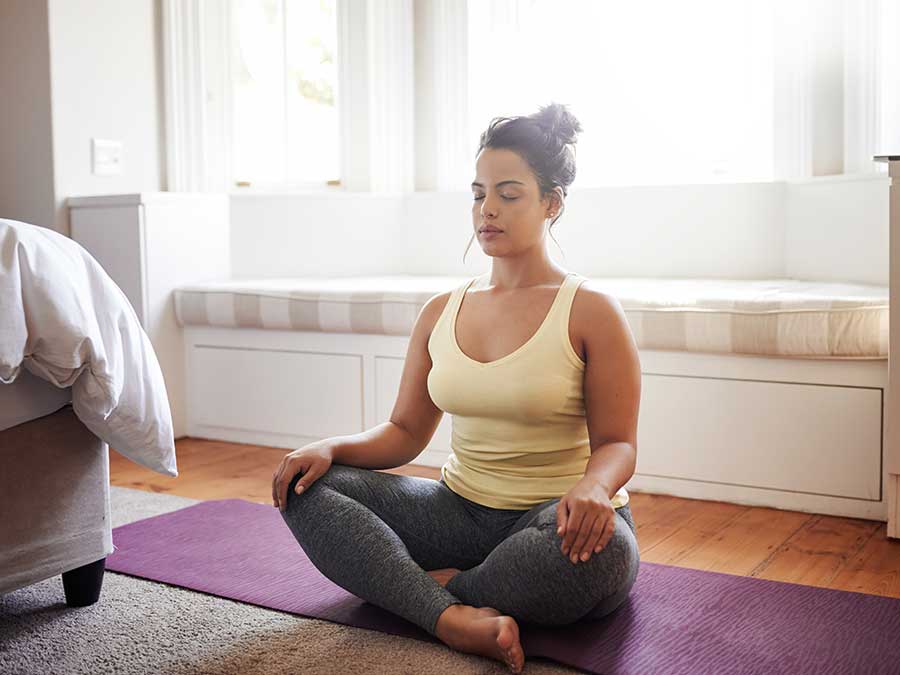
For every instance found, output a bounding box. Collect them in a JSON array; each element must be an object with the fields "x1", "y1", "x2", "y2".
[{"x1": 472, "y1": 195, "x2": 517, "y2": 201}]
